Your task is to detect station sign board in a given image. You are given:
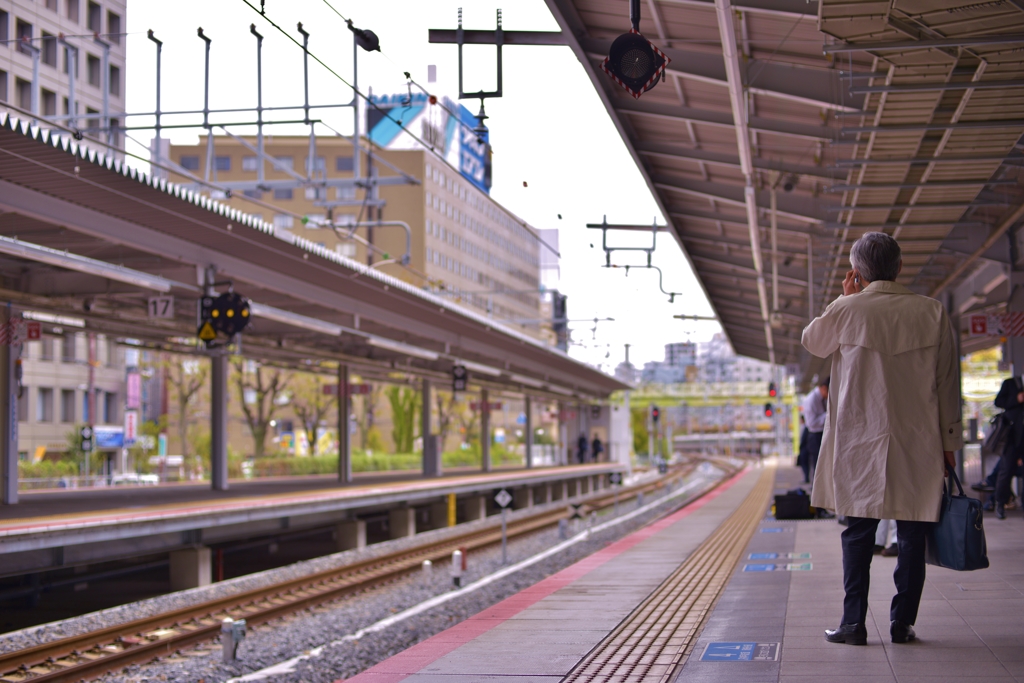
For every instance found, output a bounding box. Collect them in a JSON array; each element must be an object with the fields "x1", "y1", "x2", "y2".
[
  {"x1": 322, "y1": 383, "x2": 372, "y2": 397},
  {"x1": 469, "y1": 401, "x2": 502, "y2": 413}
]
